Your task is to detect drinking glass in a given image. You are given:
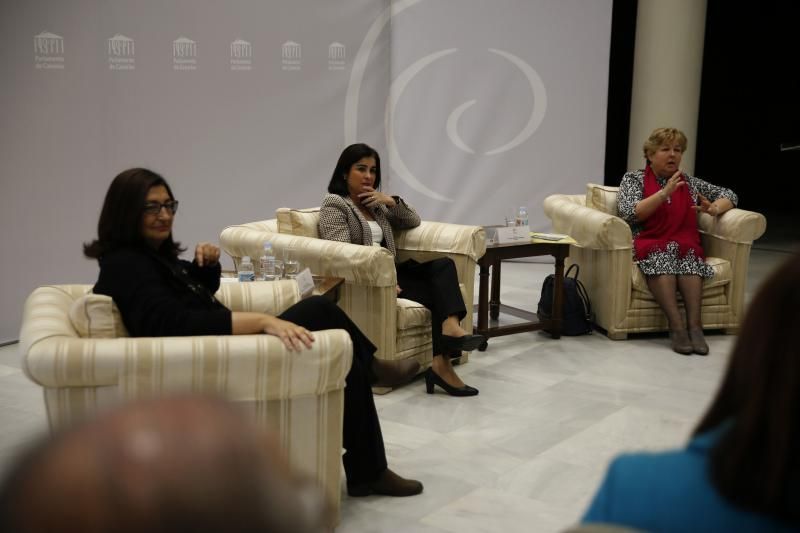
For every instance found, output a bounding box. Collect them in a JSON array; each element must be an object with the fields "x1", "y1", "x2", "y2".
[
  {"x1": 283, "y1": 247, "x2": 300, "y2": 279},
  {"x1": 273, "y1": 259, "x2": 285, "y2": 280},
  {"x1": 505, "y1": 208, "x2": 517, "y2": 227}
]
